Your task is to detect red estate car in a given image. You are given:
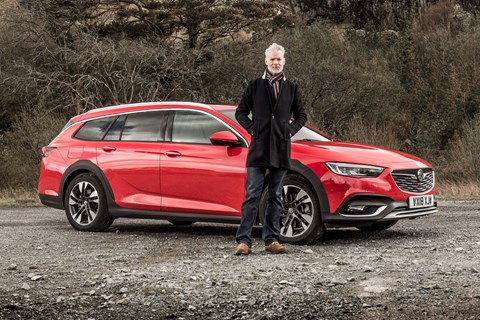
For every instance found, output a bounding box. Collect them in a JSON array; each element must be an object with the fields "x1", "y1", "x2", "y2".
[{"x1": 38, "y1": 102, "x2": 437, "y2": 244}]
